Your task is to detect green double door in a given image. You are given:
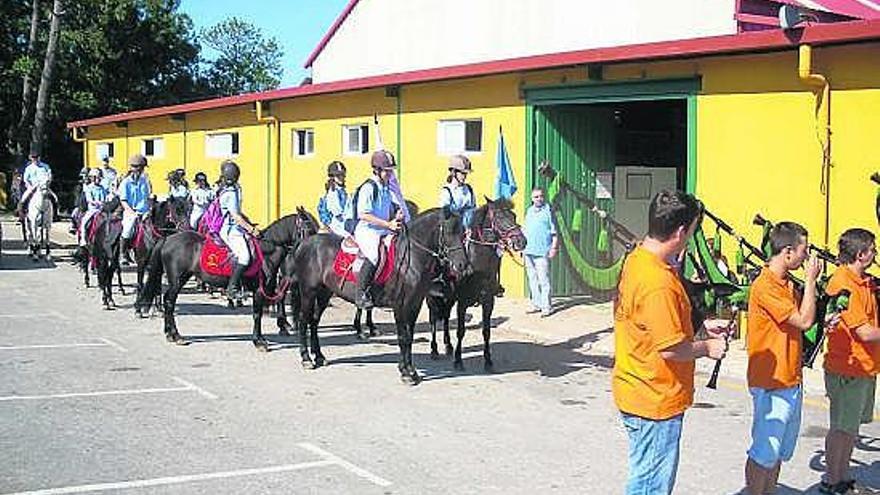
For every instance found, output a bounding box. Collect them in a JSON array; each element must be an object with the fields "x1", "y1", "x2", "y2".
[{"x1": 529, "y1": 105, "x2": 617, "y2": 297}]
